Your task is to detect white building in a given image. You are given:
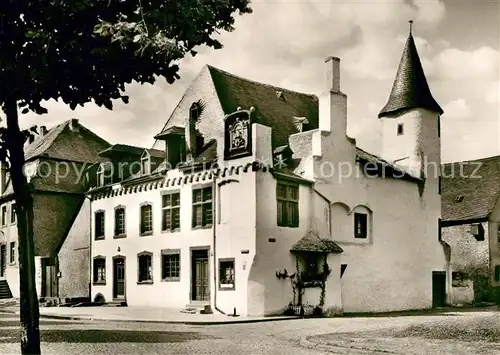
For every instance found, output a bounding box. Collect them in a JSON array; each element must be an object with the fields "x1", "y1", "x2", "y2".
[{"x1": 87, "y1": 28, "x2": 449, "y2": 316}]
